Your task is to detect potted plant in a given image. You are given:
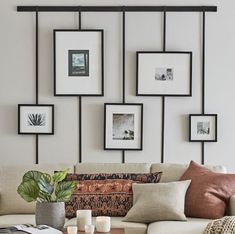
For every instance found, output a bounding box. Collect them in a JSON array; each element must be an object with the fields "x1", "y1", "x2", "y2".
[{"x1": 17, "y1": 169, "x2": 76, "y2": 230}]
